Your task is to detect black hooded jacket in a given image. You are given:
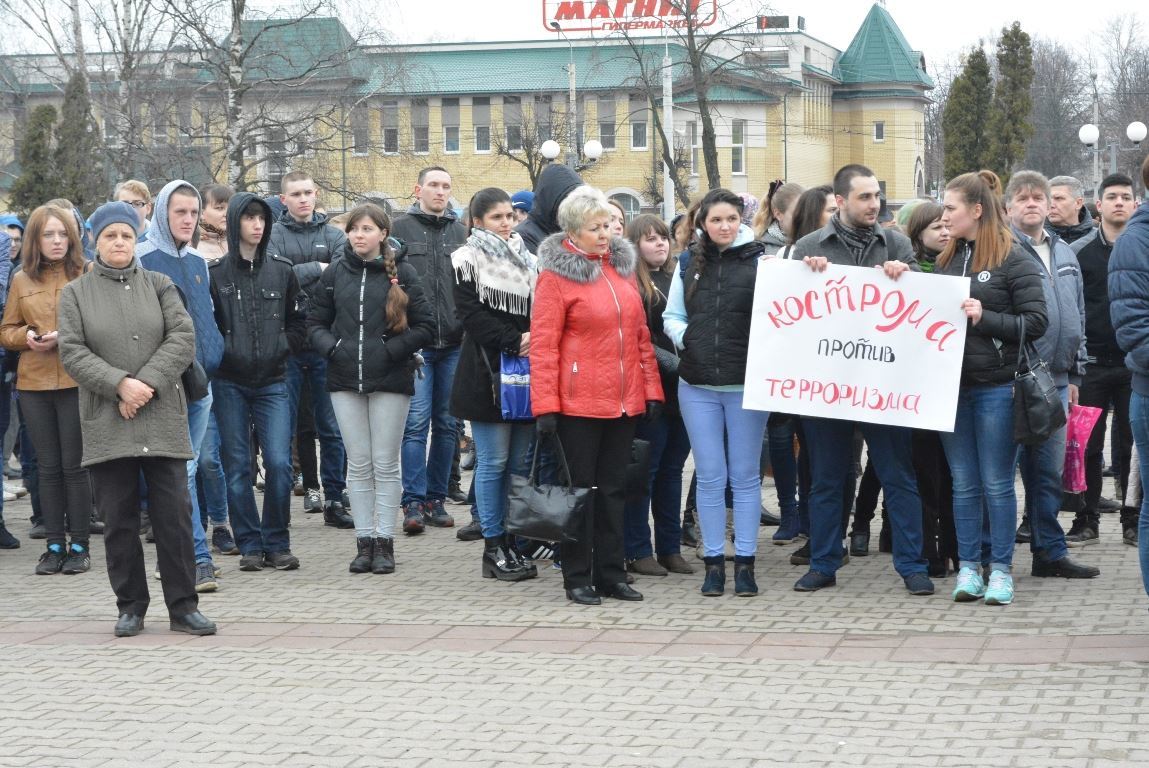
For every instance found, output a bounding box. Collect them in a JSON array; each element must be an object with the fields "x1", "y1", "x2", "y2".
[
  {"x1": 208, "y1": 192, "x2": 305, "y2": 387},
  {"x1": 1046, "y1": 206, "x2": 1095, "y2": 245},
  {"x1": 390, "y1": 205, "x2": 466, "y2": 349},
  {"x1": 514, "y1": 164, "x2": 583, "y2": 253}
]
